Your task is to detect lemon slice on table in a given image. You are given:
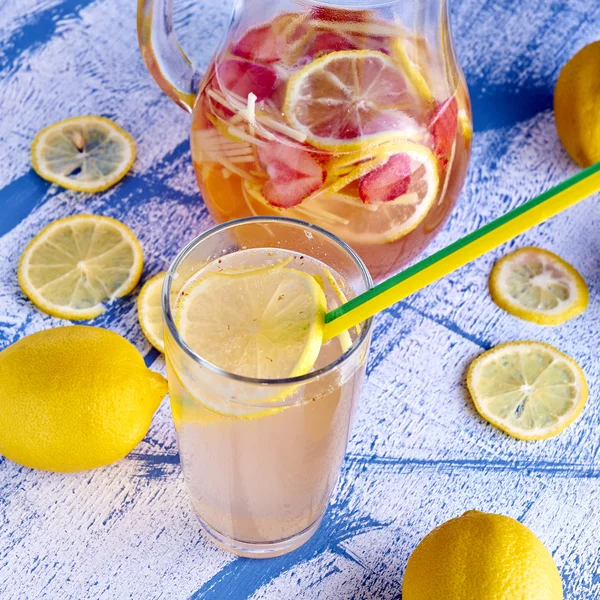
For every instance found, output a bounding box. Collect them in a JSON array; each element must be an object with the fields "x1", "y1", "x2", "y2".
[
  {"x1": 18, "y1": 214, "x2": 143, "y2": 320},
  {"x1": 467, "y1": 341, "x2": 588, "y2": 441},
  {"x1": 31, "y1": 116, "x2": 135, "y2": 192},
  {"x1": 284, "y1": 50, "x2": 426, "y2": 151},
  {"x1": 489, "y1": 247, "x2": 588, "y2": 325},
  {"x1": 138, "y1": 272, "x2": 166, "y2": 353}
]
